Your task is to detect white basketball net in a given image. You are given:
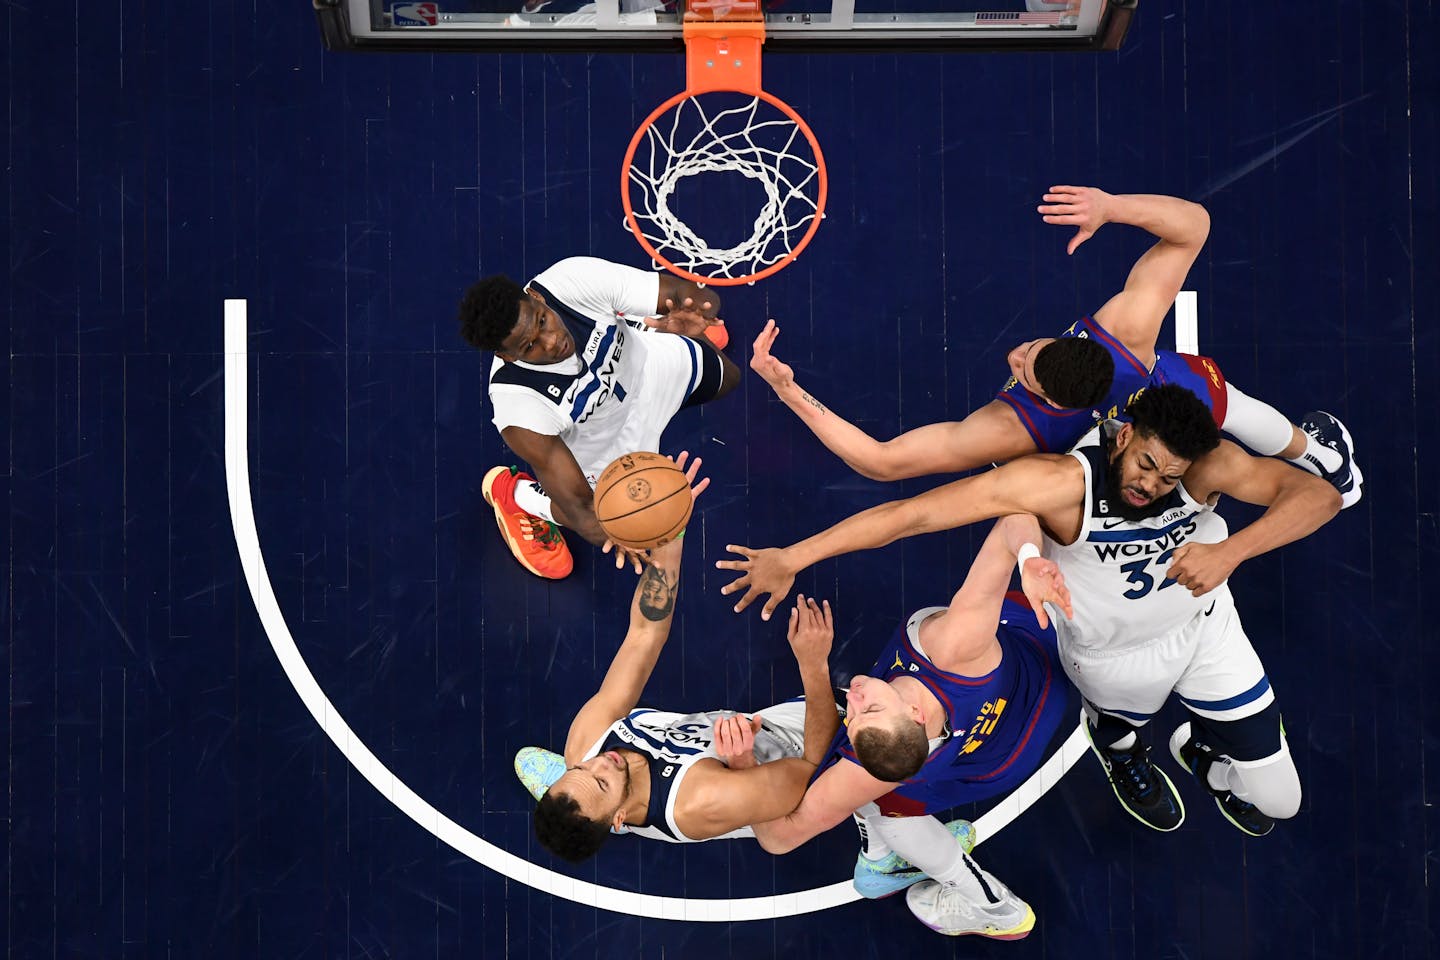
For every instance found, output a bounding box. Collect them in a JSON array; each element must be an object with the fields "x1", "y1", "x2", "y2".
[{"x1": 626, "y1": 94, "x2": 824, "y2": 282}]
